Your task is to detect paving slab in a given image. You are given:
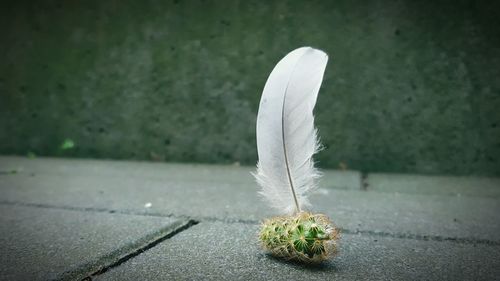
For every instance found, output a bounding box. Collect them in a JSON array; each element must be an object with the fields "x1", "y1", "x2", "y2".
[
  {"x1": 95, "y1": 222, "x2": 500, "y2": 281},
  {"x1": 0, "y1": 156, "x2": 361, "y2": 190},
  {"x1": 1, "y1": 156, "x2": 499, "y2": 243},
  {"x1": 0, "y1": 204, "x2": 185, "y2": 281},
  {"x1": 367, "y1": 173, "x2": 500, "y2": 197}
]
